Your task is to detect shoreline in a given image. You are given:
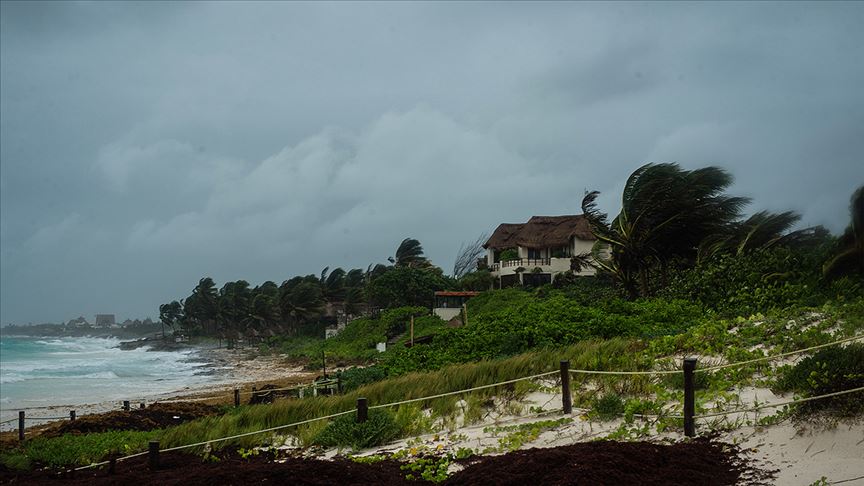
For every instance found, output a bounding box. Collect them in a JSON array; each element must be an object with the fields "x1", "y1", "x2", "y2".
[{"x1": 0, "y1": 342, "x2": 322, "y2": 431}]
